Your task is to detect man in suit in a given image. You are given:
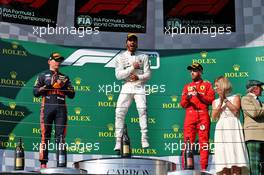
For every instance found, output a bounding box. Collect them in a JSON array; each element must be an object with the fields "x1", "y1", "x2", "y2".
[{"x1": 241, "y1": 80, "x2": 264, "y2": 175}]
